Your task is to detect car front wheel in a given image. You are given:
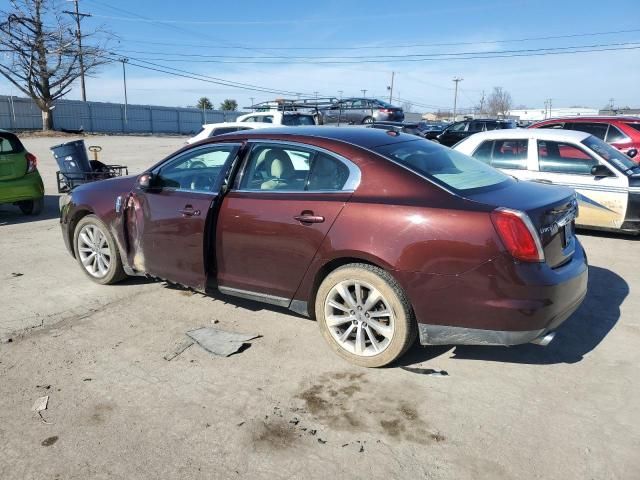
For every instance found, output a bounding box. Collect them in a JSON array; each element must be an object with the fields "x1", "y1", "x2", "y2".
[
  {"x1": 315, "y1": 263, "x2": 417, "y2": 367},
  {"x1": 18, "y1": 198, "x2": 43, "y2": 215},
  {"x1": 73, "y1": 215, "x2": 126, "y2": 285}
]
